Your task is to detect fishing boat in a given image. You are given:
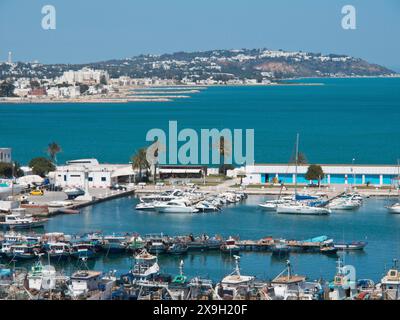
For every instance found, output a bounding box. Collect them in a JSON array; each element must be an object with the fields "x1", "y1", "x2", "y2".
[
  {"x1": 0, "y1": 212, "x2": 47, "y2": 229},
  {"x1": 127, "y1": 235, "x2": 145, "y2": 251},
  {"x1": 270, "y1": 260, "x2": 322, "y2": 300},
  {"x1": 155, "y1": 200, "x2": 199, "y2": 213},
  {"x1": 43, "y1": 242, "x2": 71, "y2": 260},
  {"x1": 70, "y1": 242, "x2": 97, "y2": 259},
  {"x1": 122, "y1": 249, "x2": 160, "y2": 283},
  {"x1": 102, "y1": 234, "x2": 128, "y2": 254},
  {"x1": 27, "y1": 256, "x2": 58, "y2": 291},
  {"x1": 214, "y1": 255, "x2": 255, "y2": 300},
  {"x1": 380, "y1": 259, "x2": 400, "y2": 300},
  {"x1": 168, "y1": 261, "x2": 189, "y2": 300},
  {"x1": 328, "y1": 257, "x2": 358, "y2": 300},
  {"x1": 271, "y1": 242, "x2": 290, "y2": 257},
  {"x1": 320, "y1": 243, "x2": 338, "y2": 255},
  {"x1": 6, "y1": 243, "x2": 41, "y2": 261},
  {"x1": 220, "y1": 237, "x2": 240, "y2": 255},
  {"x1": 334, "y1": 241, "x2": 367, "y2": 251},
  {"x1": 147, "y1": 239, "x2": 167, "y2": 254},
  {"x1": 167, "y1": 243, "x2": 188, "y2": 255}
]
